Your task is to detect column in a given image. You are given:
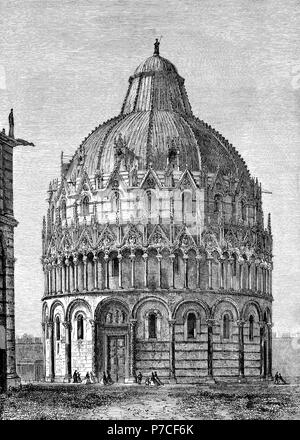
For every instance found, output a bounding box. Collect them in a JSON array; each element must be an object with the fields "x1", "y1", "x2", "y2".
[
  {"x1": 62, "y1": 261, "x2": 66, "y2": 293},
  {"x1": 104, "y1": 253, "x2": 109, "y2": 289},
  {"x1": 130, "y1": 252, "x2": 136, "y2": 289},
  {"x1": 183, "y1": 253, "x2": 188, "y2": 289},
  {"x1": 93, "y1": 255, "x2": 98, "y2": 290},
  {"x1": 118, "y1": 253, "x2": 123, "y2": 289},
  {"x1": 43, "y1": 266, "x2": 48, "y2": 296},
  {"x1": 247, "y1": 263, "x2": 251, "y2": 290},
  {"x1": 52, "y1": 261, "x2": 57, "y2": 294},
  {"x1": 207, "y1": 258, "x2": 213, "y2": 289},
  {"x1": 219, "y1": 259, "x2": 224, "y2": 289},
  {"x1": 157, "y1": 253, "x2": 162, "y2": 289},
  {"x1": 143, "y1": 252, "x2": 148, "y2": 288},
  {"x1": 83, "y1": 255, "x2": 87, "y2": 291},
  {"x1": 90, "y1": 319, "x2": 97, "y2": 380},
  {"x1": 42, "y1": 323, "x2": 47, "y2": 380},
  {"x1": 63, "y1": 321, "x2": 72, "y2": 382},
  {"x1": 73, "y1": 256, "x2": 79, "y2": 292},
  {"x1": 57, "y1": 260, "x2": 62, "y2": 293},
  {"x1": 128, "y1": 319, "x2": 137, "y2": 382},
  {"x1": 239, "y1": 261, "x2": 243, "y2": 289},
  {"x1": 196, "y1": 255, "x2": 201, "y2": 288},
  {"x1": 206, "y1": 319, "x2": 214, "y2": 378},
  {"x1": 228, "y1": 258, "x2": 233, "y2": 290},
  {"x1": 49, "y1": 322, "x2": 55, "y2": 382},
  {"x1": 267, "y1": 322, "x2": 273, "y2": 379},
  {"x1": 48, "y1": 264, "x2": 53, "y2": 294},
  {"x1": 237, "y1": 320, "x2": 245, "y2": 378},
  {"x1": 168, "y1": 319, "x2": 176, "y2": 382},
  {"x1": 169, "y1": 254, "x2": 175, "y2": 289},
  {"x1": 65, "y1": 258, "x2": 70, "y2": 293},
  {"x1": 259, "y1": 321, "x2": 265, "y2": 378}
]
